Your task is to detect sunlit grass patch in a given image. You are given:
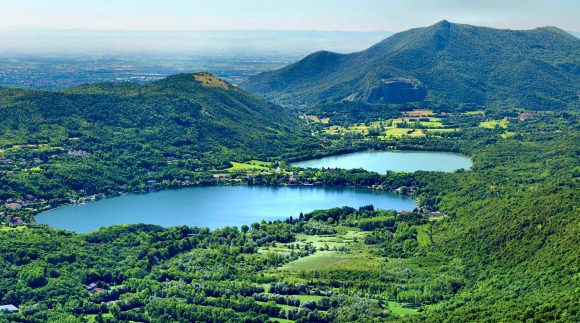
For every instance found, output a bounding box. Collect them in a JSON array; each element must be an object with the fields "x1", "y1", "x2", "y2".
[
  {"x1": 385, "y1": 128, "x2": 412, "y2": 137},
  {"x1": 425, "y1": 128, "x2": 456, "y2": 133},
  {"x1": 418, "y1": 118, "x2": 444, "y2": 128},
  {"x1": 465, "y1": 110, "x2": 485, "y2": 116},
  {"x1": 280, "y1": 251, "x2": 376, "y2": 271},
  {"x1": 268, "y1": 316, "x2": 294, "y2": 322},
  {"x1": 479, "y1": 119, "x2": 509, "y2": 129},
  {"x1": 410, "y1": 130, "x2": 425, "y2": 137},
  {"x1": 306, "y1": 115, "x2": 320, "y2": 123},
  {"x1": 501, "y1": 131, "x2": 516, "y2": 138},
  {"x1": 294, "y1": 295, "x2": 326, "y2": 303},
  {"x1": 388, "y1": 301, "x2": 419, "y2": 316},
  {"x1": 84, "y1": 313, "x2": 114, "y2": 322},
  {"x1": 194, "y1": 73, "x2": 231, "y2": 89},
  {"x1": 226, "y1": 160, "x2": 272, "y2": 172}
]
